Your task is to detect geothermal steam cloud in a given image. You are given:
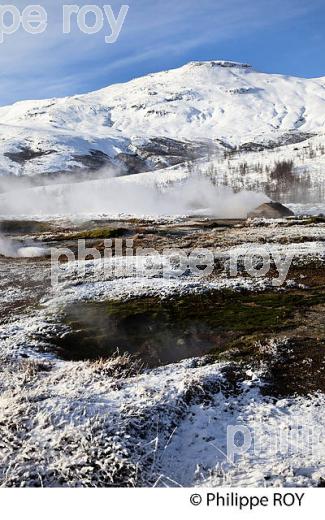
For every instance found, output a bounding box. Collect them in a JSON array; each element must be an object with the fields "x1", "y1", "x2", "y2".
[{"x1": 0, "y1": 176, "x2": 268, "y2": 218}]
